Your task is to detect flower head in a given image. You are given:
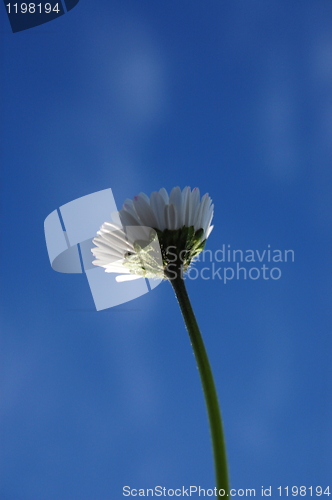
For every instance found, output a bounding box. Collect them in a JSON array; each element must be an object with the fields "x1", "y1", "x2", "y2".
[{"x1": 91, "y1": 187, "x2": 214, "y2": 281}]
